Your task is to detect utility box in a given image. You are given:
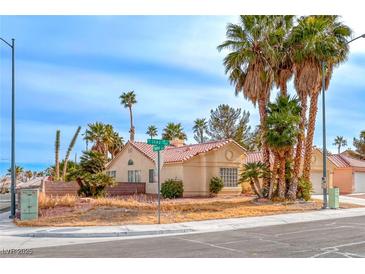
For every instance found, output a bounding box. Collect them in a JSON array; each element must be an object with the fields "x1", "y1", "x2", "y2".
[
  {"x1": 20, "y1": 189, "x2": 39, "y2": 220},
  {"x1": 328, "y1": 187, "x2": 340, "y2": 209}
]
